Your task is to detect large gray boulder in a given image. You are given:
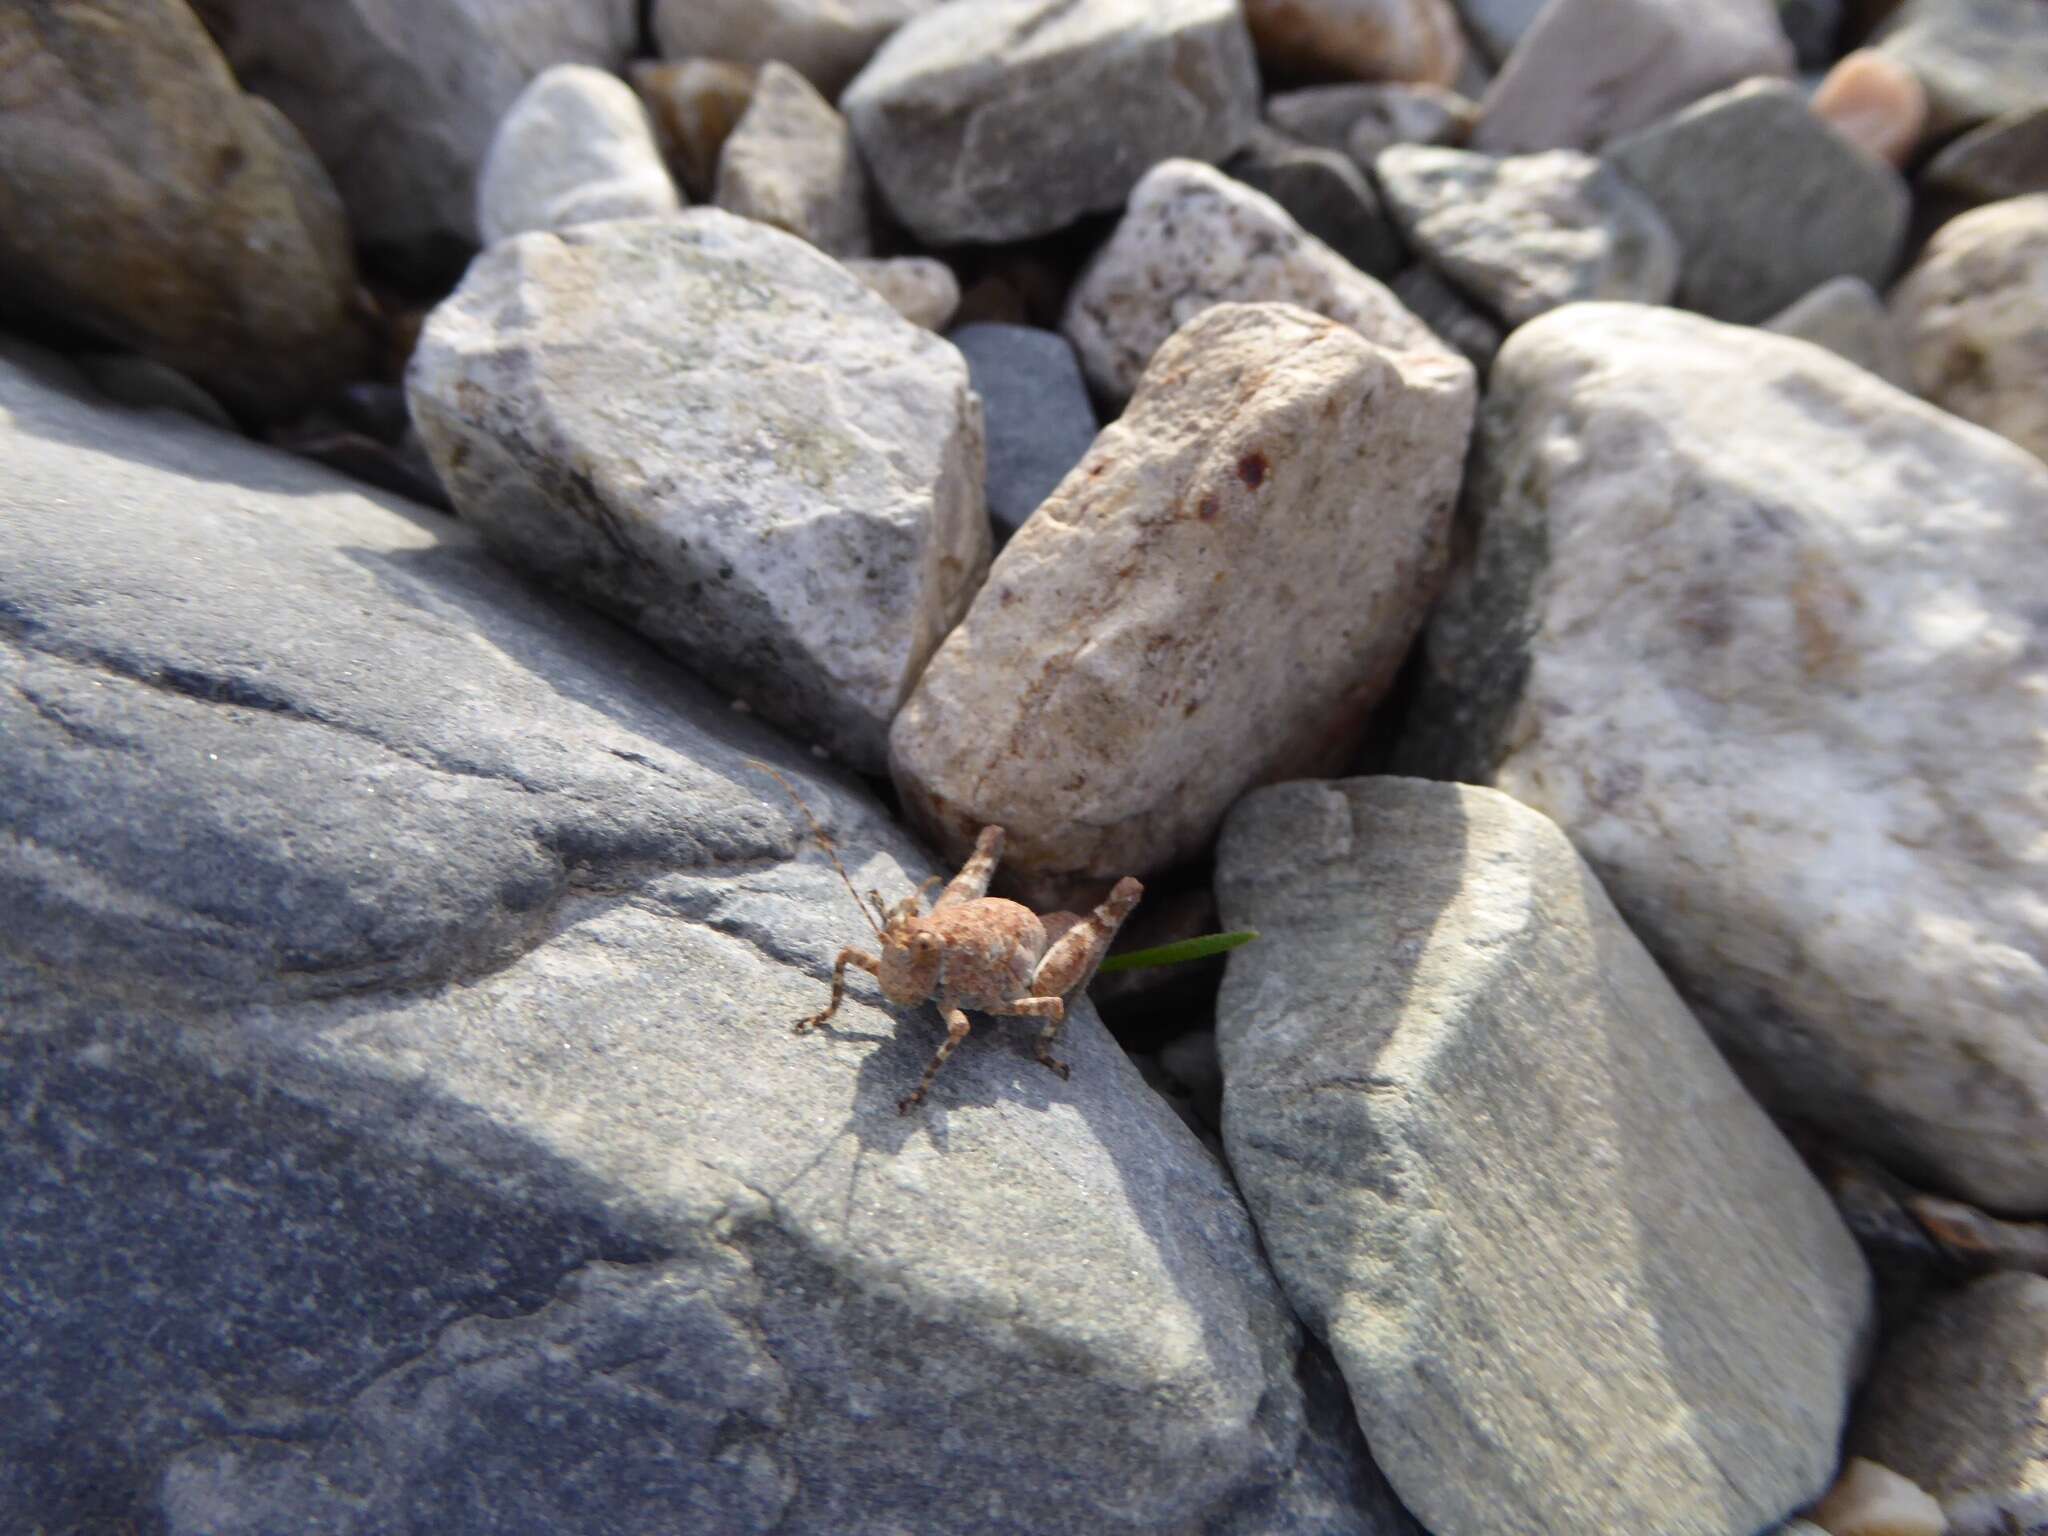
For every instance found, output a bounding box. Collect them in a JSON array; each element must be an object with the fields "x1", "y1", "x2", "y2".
[
  {"x1": 1216, "y1": 778, "x2": 1875, "y2": 1536},
  {"x1": 841, "y1": 0, "x2": 1261, "y2": 247},
  {"x1": 1401, "y1": 302, "x2": 2048, "y2": 1212},
  {"x1": 407, "y1": 212, "x2": 989, "y2": 775},
  {"x1": 191, "y1": 0, "x2": 640, "y2": 278},
  {"x1": 0, "y1": 353, "x2": 1407, "y2": 1536}
]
